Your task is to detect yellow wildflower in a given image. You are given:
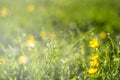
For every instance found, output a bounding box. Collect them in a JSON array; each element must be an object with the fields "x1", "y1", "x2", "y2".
[
  {"x1": 71, "y1": 77, "x2": 76, "y2": 80},
  {"x1": 87, "y1": 68, "x2": 98, "y2": 74},
  {"x1": 49, "y1": 33, "x2": 56, "y2": 39},
  {"x1": 39, "y1": 32, "x2": 46, "y2": 38},
  {"x1": 90, "y1": 60, "x2": 99, "y2": 67},
  {"x1": 100, "y1": 32, "x2": 107, "y2": 39},
  {"x1": 90, "y1": 53, "x2": 99, "y2": 60},
  {"x1": 26, "y1": 35, "x2": 35, "y2": 47},
  {"x1": 0, "y1": 58, "x2": 5, "y2": 64},
  {"x1": 0, "y1": 7, "x2": 8, "y2": 17},
  {"x1": 89, "y1": 38, "x2": 99, "y2": 48},
  {"x1": 27, "y1": 5, "x2": 35, "y2": 12},
  {"x1": 18, "y1": 55, "x2": 27, "y2": 64}
]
